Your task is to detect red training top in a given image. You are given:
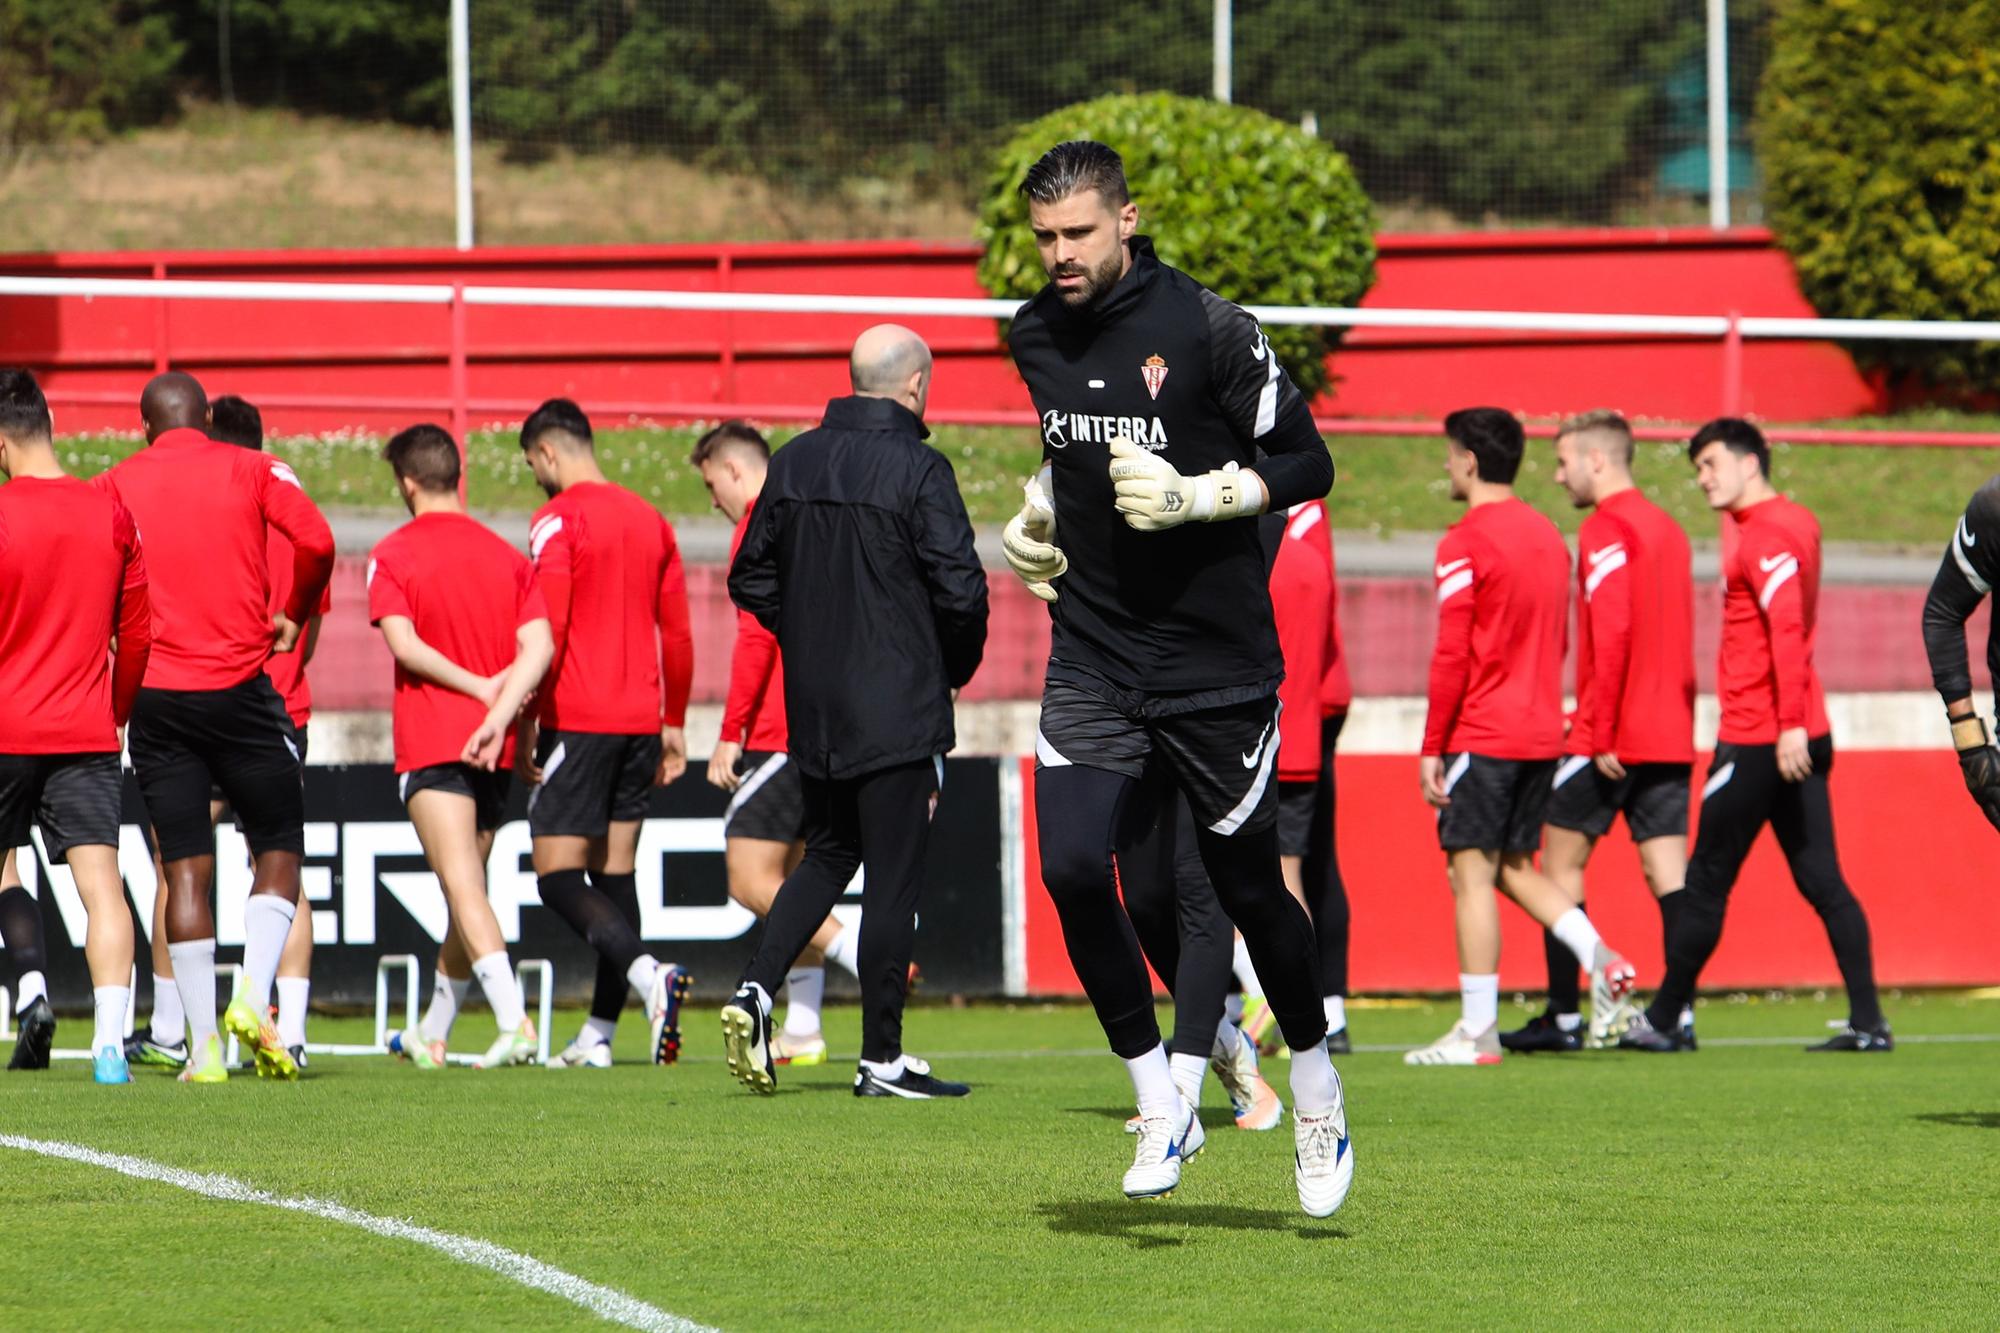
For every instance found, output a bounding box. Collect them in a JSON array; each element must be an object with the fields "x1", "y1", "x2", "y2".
[
  {"x1": 1716, "y1": 495, "x2": 1830, "y2": 744},
  {"x1": 1422, "y1": 497, "x2": 1570, "y2": 759},
  {"x1": 94, "y1": 429, "x2": 334, "y2": 692},
  {"x1": 1568, "y1": 488, "x2": 1696, "y2": 763},
  {"x1": 1272, "y1": 501, "x2": 1333, "y2": 781},
  {"x1": 720, "y1": 500, "x2": 788, "y2": 752},
  {"x1": 367, "y1": 511, "x2": 548, "y2": 773},
  {"x1": 528, "y1": 481, "x2": 692, "y2": 734},
  {"x1": 263, "y1": 527, "x2": 335, "y2": 729},
  {"x1": 0, "y1": 475, "x2": 152, "y2": 753}
]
